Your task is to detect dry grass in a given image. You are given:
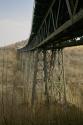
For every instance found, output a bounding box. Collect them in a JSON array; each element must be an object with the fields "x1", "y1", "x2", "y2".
[
  {"x1": 0, "y1": 45, "x2": 83, "y2": 125},
  {"x1": 64, "y1": 46, "x2": 83, "y2": 109}
]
